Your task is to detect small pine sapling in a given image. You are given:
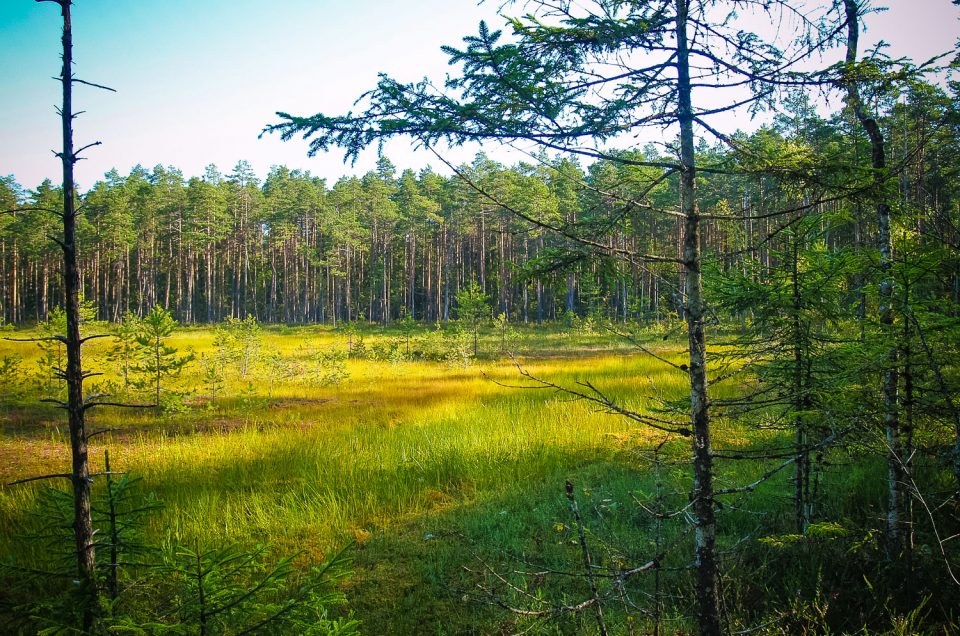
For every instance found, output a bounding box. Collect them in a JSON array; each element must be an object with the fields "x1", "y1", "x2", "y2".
[
  {"x1": 134, "y1": 305, "x2": 194, "y2": 405},
  {"x1": 261, "y1": 350, "x2": 290, "y2": 397},
  {"x1": 99, "y1": 451, "x2": 162, "y2": 602},
  {"x1": 155, "y1": 541, "x2": 359, "y2": 635},
  {"x1": 220, "y1": 314, "x2": 262, "y2": 379},
  {"x1": 107, "y1": 311, "x2": 141, "y2": 392},
  {"x1": 347, "y1": 334, "x2": 367, "y2": 360},
  {"x1": 445, "y1": 326, "x2": 474, "y2": 368},
  {"x1": 199, "y1": 352, "x2": 227, "y2": 407},
  {"x1": 340, "y1": 320, "x2": 359, "y2": 351},
  {"x1": 493, "y1": 312, "x2": 520, "y2": 356},
  {"x1": 397, "y1": 312, "x2": 416, "y2": 356},
  {"x1": 456, "y1": 280, "x2": 489, "y2": 357},
  {"x1": 34, "y1": 307, "x2": 67, "y2": 397},
  {"x1": 306, "y1": 347, "x2": 350, "y2": 387},
  {"x1": 0, "y1": 453, "x2": 161, "y2": 633},
  {"x1": 0, "y1": 353, "x2": 24, "y2": 400}
]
